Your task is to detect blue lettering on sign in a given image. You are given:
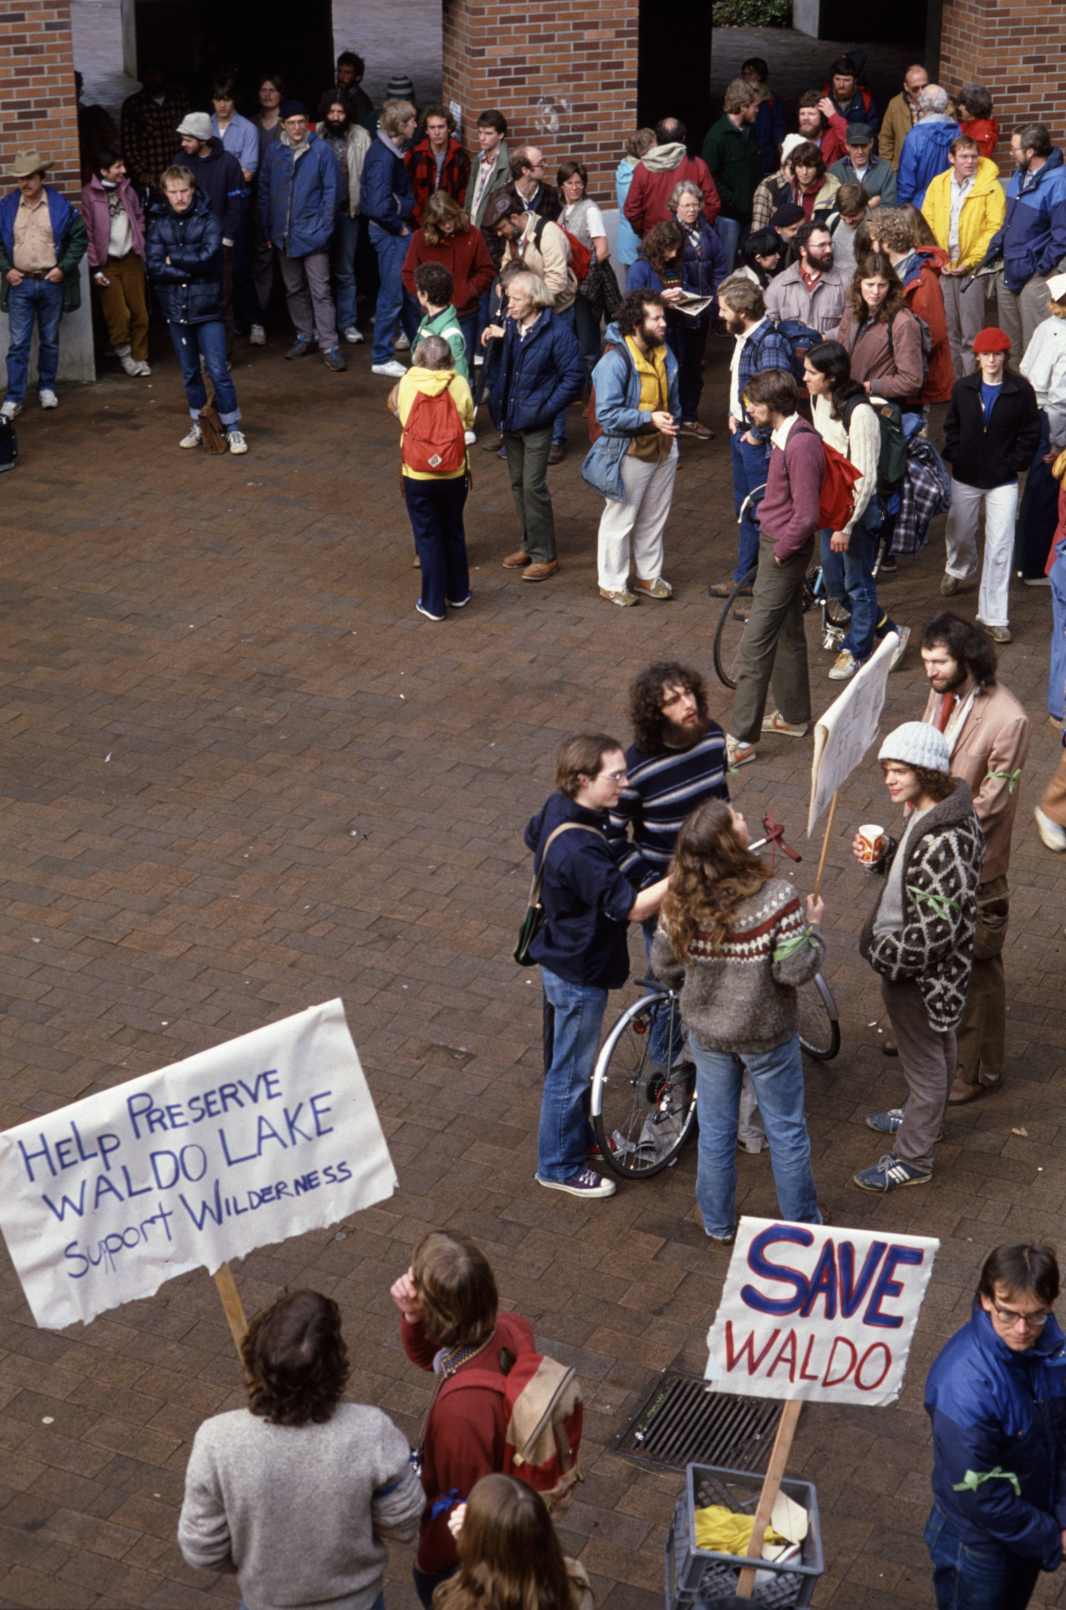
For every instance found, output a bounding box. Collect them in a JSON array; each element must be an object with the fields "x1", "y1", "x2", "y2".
[
  {"x1": 740, "y1": 1227, "x2": 921, "y2": 1327},
  {"x1": 741, "y1": 1225, "x2": 814, "y2": 1315}
]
